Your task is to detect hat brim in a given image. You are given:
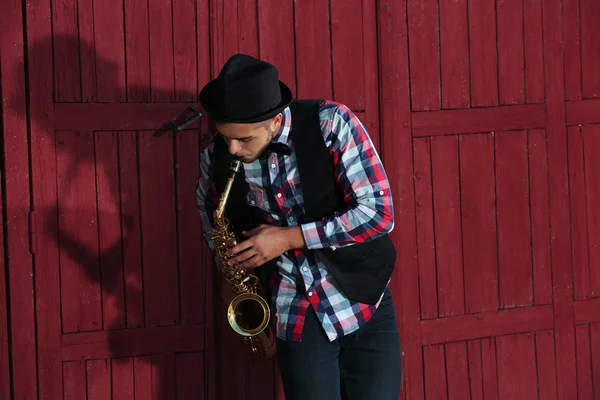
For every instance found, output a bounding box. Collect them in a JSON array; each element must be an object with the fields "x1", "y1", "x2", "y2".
[{"x1": 199, "y1": 80, "x2": 293, "y2": 124}]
